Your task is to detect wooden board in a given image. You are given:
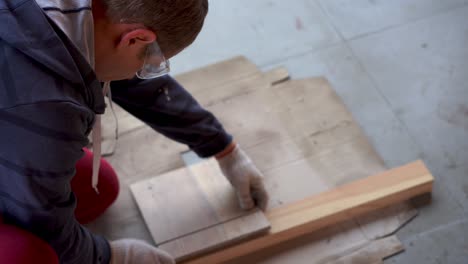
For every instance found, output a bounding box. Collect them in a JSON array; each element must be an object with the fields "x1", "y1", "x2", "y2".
[
  {"x1": 182, "y1": 160, "x2": 433, "y2": 263},
  {"x1": 130, "y1": 158, "x2": 270, "y2": 261}
]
